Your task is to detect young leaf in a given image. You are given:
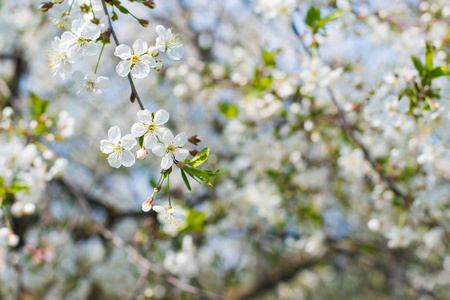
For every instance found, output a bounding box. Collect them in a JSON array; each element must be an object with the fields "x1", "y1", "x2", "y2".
[
  {"x1": 180, "y1": 169, "x2": 191, "y2": 191},
  {"x1": 425, "y1": 42, "x2": 433, "y2": 72},
  {"x1": 6, "y1": 182, "x2": 29, "y2": 194},
  {"x1": 219, "y1": 103, "x2": 239, "y2": 118},
  {"x1": 118, "y1": 5, "x2": 129, "y2": 14},
  {"x1": 184, "y1": 167, "x2": 213, "y2": 186},
  {"x1": 319, "y1": 9, "x2": 344, "y2": 28},
  {"x1": 305, "y1": 7, "x2": 320, "y2": 28},
  {"x1": 411, "y1": 56, "x2": 424, "y2": 77},
  {"x1": 187, "y1": 147, "x2": 210, "y2": 168},
  {"x1": 139, "y1": 136, "x2": 144, "y2": 148},
  {"x1": 429, "y1": 66, "x2": 450, "y2": 80}
]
